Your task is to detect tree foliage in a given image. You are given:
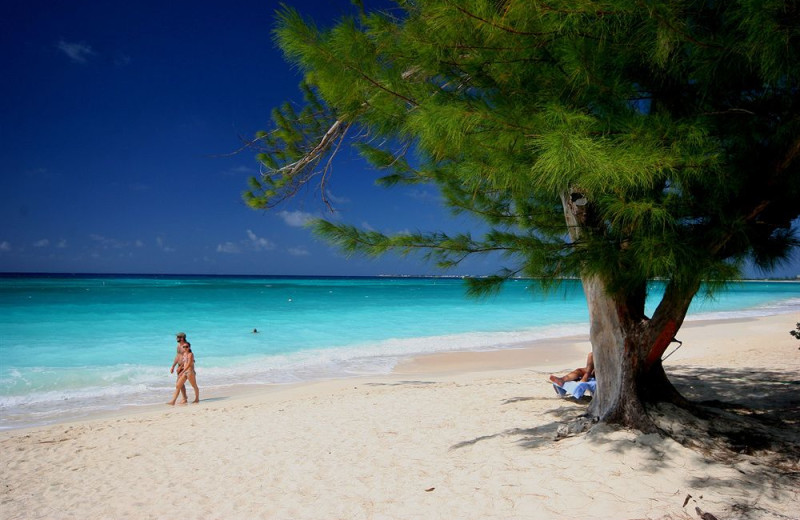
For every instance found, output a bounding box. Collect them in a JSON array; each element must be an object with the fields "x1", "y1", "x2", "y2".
[
  {"x1": 245, "y1": 0, "x2": 800, "y2": 429},
  {"x1": 246, "y1": 0, "x2": 800, "y2": 299}
]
